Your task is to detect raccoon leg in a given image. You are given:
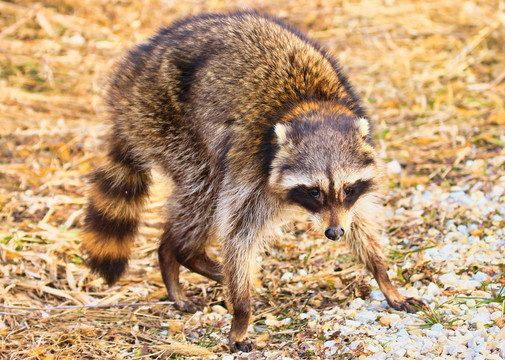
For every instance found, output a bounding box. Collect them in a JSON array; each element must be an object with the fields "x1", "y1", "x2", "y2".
[
  {"x1": 219, "y1": 193, "x2": 272, "y2": 352},
  {"x1": 159, "y1": 239, "x2": 223, "y2": 313},
  {"x1": 224, "y1": 238, "x2": 256, "y2": 353},
  {"x1": 182, "y1": 253, "x2": 224, "y2": 283},
  {"x1": 158, "y1": 183, "x2": 223, "y2": 312},
  {"x1": 158, "y1": 233, "x2": 199, "y2": 313},
  {"x1": 345, "y1": 215, "x2": 425, "y2": 313},
  {"x1": 82, "y1": 137, "x2": 151, "y2": 284},
  {"x1": 365, "y1": 252, "x2": 425, "y2": 312}
]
